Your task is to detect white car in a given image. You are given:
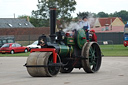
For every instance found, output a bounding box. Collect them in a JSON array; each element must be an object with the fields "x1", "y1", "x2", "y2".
[{"x1": 27, "y1": 41, "x2": 41, "y2": 50}]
